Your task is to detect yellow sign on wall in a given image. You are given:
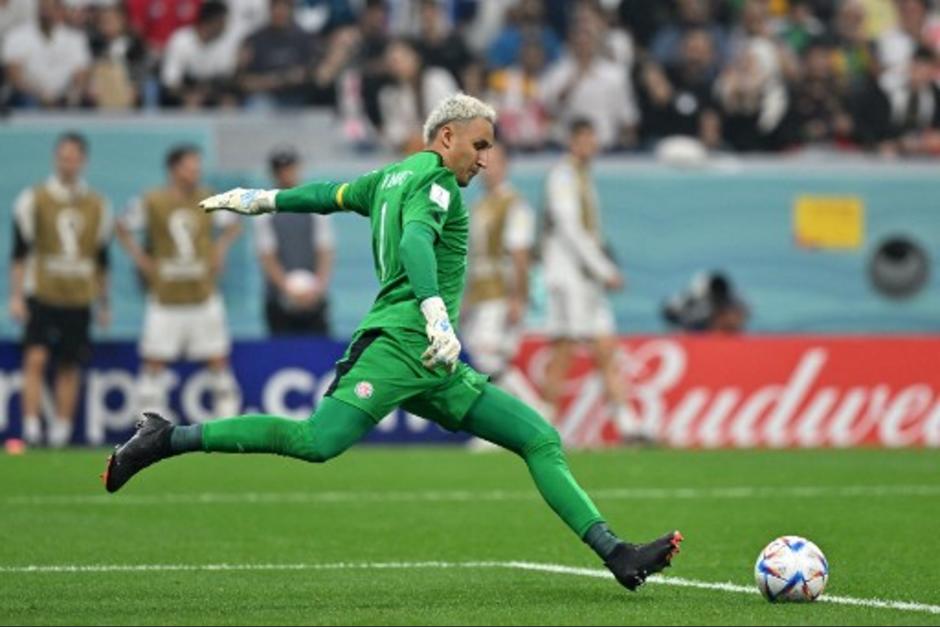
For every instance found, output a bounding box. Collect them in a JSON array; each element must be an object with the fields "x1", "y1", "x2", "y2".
[{"x1": 793, "y1": 196, "x2": 865, "y2": 249}]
